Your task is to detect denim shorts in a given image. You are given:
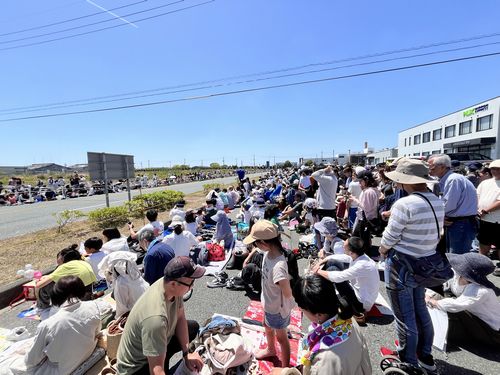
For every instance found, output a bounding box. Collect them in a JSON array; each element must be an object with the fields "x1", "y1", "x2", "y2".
[{"x1": 264, "y1": 311, "x2": 290, "y2": 330}]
